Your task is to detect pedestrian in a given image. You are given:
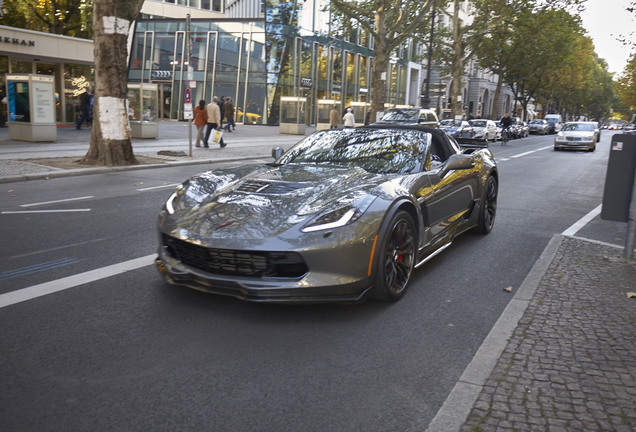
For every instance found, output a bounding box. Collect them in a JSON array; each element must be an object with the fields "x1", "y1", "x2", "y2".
[
  {"x1": 224, "y1": 97, "x2": 235, "y2": 132},
  {"x1": 204, "y1": 96, "x2": 226, "y2": 148},
  {"x1": 217, "y1": 96, "x2": 226, "y2": 130},
  {"x1": 329, "y1": 107, "x2": 339, "y2": 129},
  {"x1": 343, "y1": 107, "x2": 355, "y2": 128},
  {"x1": 76, "y1": 88, "x2": 92, "y2": 129},
  {"x1": 193, "y1": 99, "x2": 208, "y2": 147}
]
